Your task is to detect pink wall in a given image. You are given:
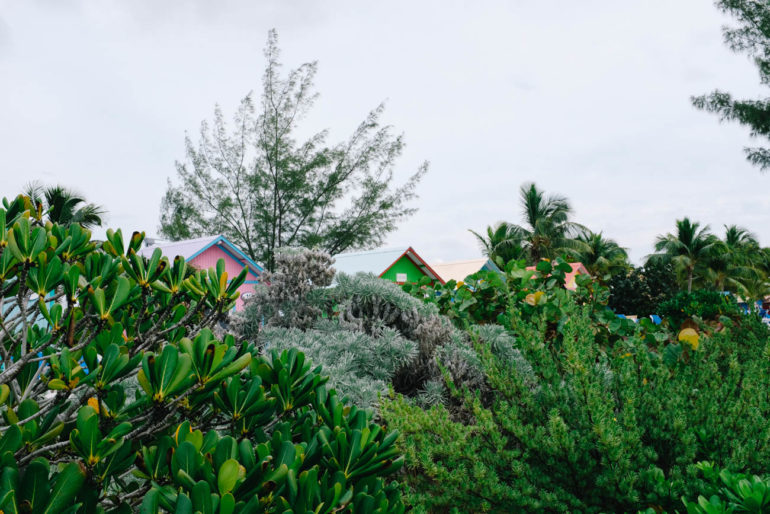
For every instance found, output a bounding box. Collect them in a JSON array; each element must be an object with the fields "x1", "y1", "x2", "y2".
[{"x1": 190, "y1": 245, "x2": 260, "y2": 311}]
